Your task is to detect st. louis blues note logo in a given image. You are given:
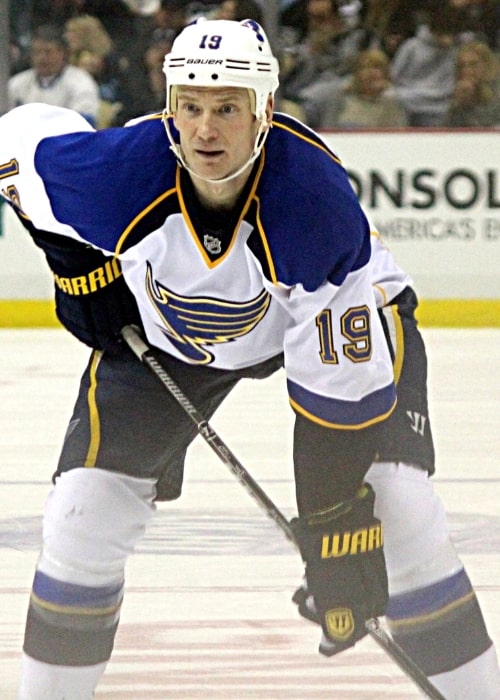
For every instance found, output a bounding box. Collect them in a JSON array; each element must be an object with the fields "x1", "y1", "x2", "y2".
[{"x1": 146, "y1": 262, "x2": 271, "y2": 363}]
